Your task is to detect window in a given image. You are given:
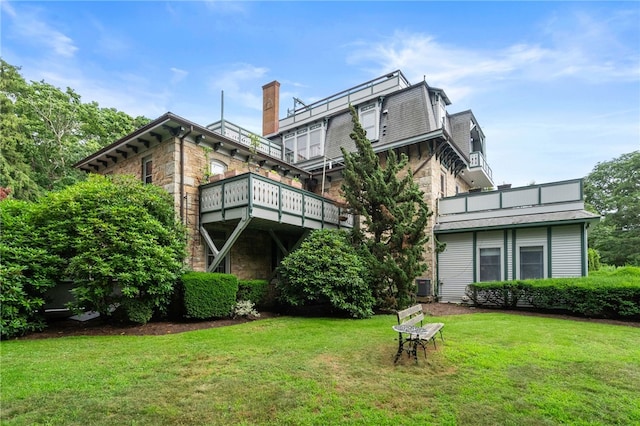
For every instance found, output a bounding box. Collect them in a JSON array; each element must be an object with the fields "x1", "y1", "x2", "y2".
[
  {"x1": 142, "y1": 156, "x2": 153, "y2": 184},
  {"x1": 479, "y1": 247, "x2": 501, "y2": 281},
  {"x1": 296, "y1": 129, "x2": 308, "y2": 161},
  {"x1": 283, "y1": 122, "x2": 325, "y2": 163},
  {"x1": 210, "y1": 160, "x2": 227, "y2": 176},
  {"x1": 440, "y1": 173, "x2": 446, "y2": 198},
  {"x1": 359, "y1": 103, "x2": 379, "y2": 140},
  {"x1": 284, "y1": 133, "x2": 295, "y2": 163},
  {"x1": 520, "y1": 246, "x2": 543, "y2": 279}
]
